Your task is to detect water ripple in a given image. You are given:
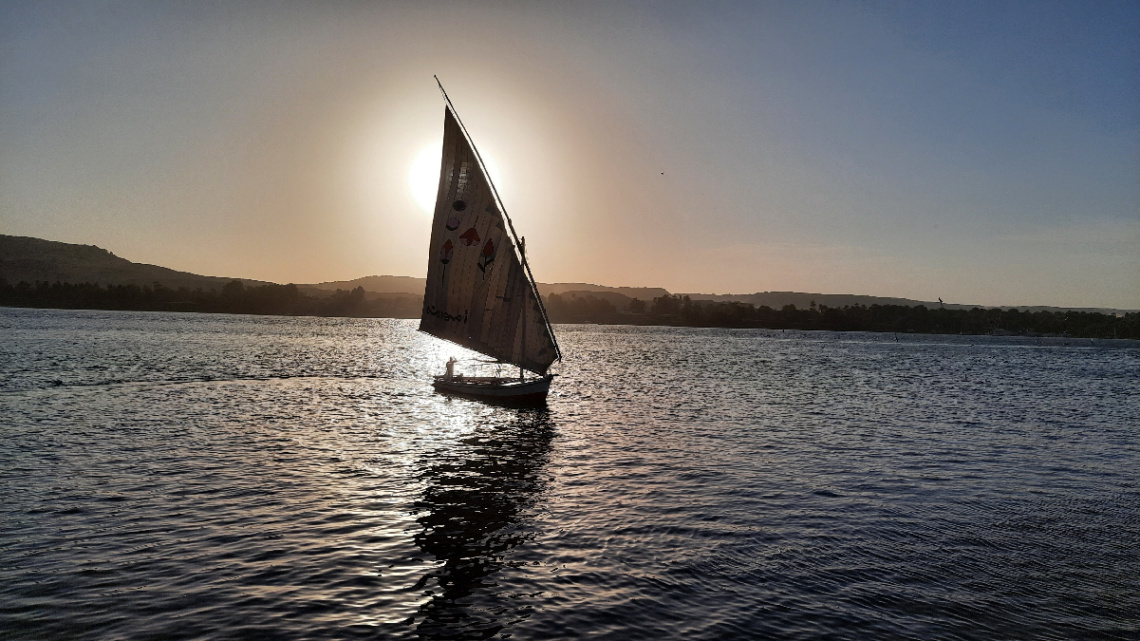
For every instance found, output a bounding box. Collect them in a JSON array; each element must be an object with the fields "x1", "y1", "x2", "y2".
[{"x1": 0, "y1": 309, "x2": 1137, "y2": 639}]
